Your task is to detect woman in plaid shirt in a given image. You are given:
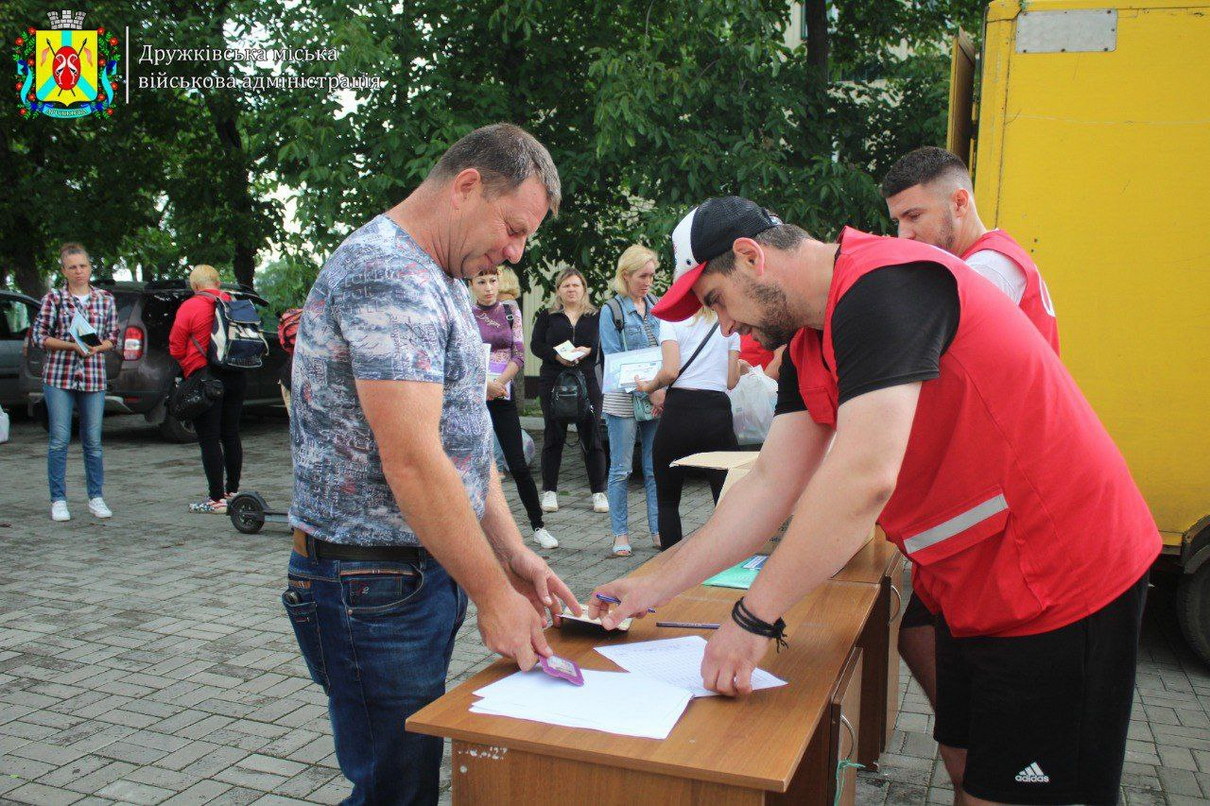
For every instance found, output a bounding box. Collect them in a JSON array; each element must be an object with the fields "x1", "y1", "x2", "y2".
[{"x1": 30, "y1": 243, "x2": 119, "y2": 522}]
